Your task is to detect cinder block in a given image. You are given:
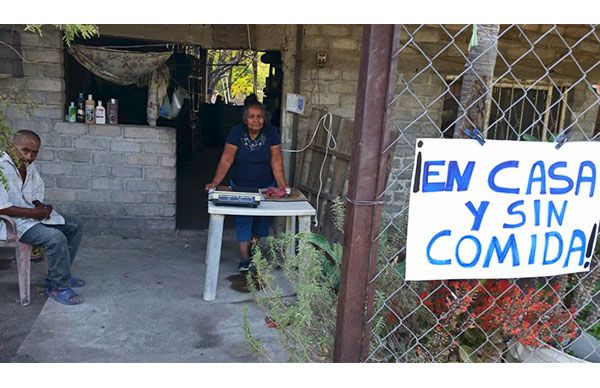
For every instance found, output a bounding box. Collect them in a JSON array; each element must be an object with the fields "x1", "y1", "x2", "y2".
[
  {"x1": 110, "y1": 140, "x2": 141, "y2": 152},
  {"x1": 160, "y1": 155, "x2": 176, "y2": 167},
  {"x1": 58, "y1": 150, "x2": 92, "y2": 163},
  {"x1": 315, "y1": 69, "x2": 342, "y2": 80},
  {"x1": 304, "y1": 36, "x2": 328, "y2": 49},
  {"x1": 37, "y1": 162, "x2": 74, "y2": 176},
  {"x1": 45, "y1": 189, "x2": 76, "y2": 202},
  {"x1": 145, "y1": 217, "x2": 176, "y2": 230},
  {"x1": 111, "y1": 217, "x2": 146, "y2": 229},
  {"x1": 127, "y1": 154, "x2": 159, "y2": 166},
  {"x1": 56, "y1": 176, "x2": 90, "y2": 189},
  {"x1": 157, "y1": 180, "x2": 176, "y2": 192},
  {"x1": 312, "y1": 93, "x2": 340, "y2": 105},
  {"x1": 91, "y1": 178, "x2": 123, "y2": 190},
  {"x1": 111, "y1": 166, "x2": 143, "y2": 178},
  {"x1": 303, "y1": 25, "x2": 320, "y2": 36},
  {"x1": 41, "y1": 135, "x2": 73, "y2": 148},
  {"x1": 75, "y1": 137, "x2": 109, "y2": 151},
  {"x1": 89, "y1": 125, "x2": 123, "y2": 137},
  {"x1": 144, "y1": 167, "x2": 175, "y2": 180},
  {"x1": 81, "y1": 217, "x2": 113, "y2": 229},
  {"x1": 93, "y1": 152, "x2": 126, "y2": 165},
  {"x1": 22, "y1": 63, "x2": 38, "y2": 77},
  {"x1": 37, "y1": 148, "x2": 54, "y2": 161},
  {"x1": 93, "y1": 203, "x2": 128, "y2": 217},
  {"x1": 87, "y1": 165, "x2": 110, "y2": 177},
  {"x1": 321, "y1": 25, "x2": 350, "y2": 37},
  {"x1": 35, "y1": 106, "x2": 64, "y2": 120},
  {"x1": 58, "y1": 202, "x2": 93, "y2": 215},
  {"x1": 43, "y1": 91, "x2": 66, "y2": 106},
  {"x1": 161, "y1": 205, "x2": 176, "y2": 217},
  {"x1": 124, "y1": 126, "x2": 159, "y2": 139},
  {"x1": 329, "y1": 49, "x2": 361, "y2": 70},
  {"x1": 126, "y1": 204, "x2": 162, "y2": 217},
  {"x1": 0, "y1": 83, "x2": 29, "y2": 101},
  {"x1": 24, "y1": 49, "x2": 63, "y2": 64},
  {"x1": 27, "y1": 78, "x2": 63, "y2": 92},
  {"x1": 125, "y1": 179, "x2": 158, "y2": 191},
  {"x1": 158, "y1": 130, "x2": 176, "y2": 141},
  {"x1": 144, "y1": 142, "x2": 176, "y2": 154},
  {"x1": 350, "y1": 25, "x2": 363, "y2": 39},
  {"x1": 20, "y1": 32, "x2": 43, "y2": 47},
  {"x1": 40, "y1": 64, "x2": 64, "y2": 78},
  {"x1": 55, "y1": 122, "x2": 88, "y2": 135},
  {"x1": 13, "y1": 118, "x2": 49, "y2": 133},
  {"x1": 75, "y1": 190, "x2": 110, "y2": 203},
  {"x1": 145, "y1": 192, "x2": 175, "y2": 204},
  {"x1": 109, "y1": 191, "x2": 144, "y2": 203},
  {"x1": 43, "y1": 175, "x2": 56, "y2": 188},
  {"x1": 330, "y1": 38, "x2": 359, "y2": 50},
  {"x1": 328, "y1": 81, "x2": 358, "y2": 94}
]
